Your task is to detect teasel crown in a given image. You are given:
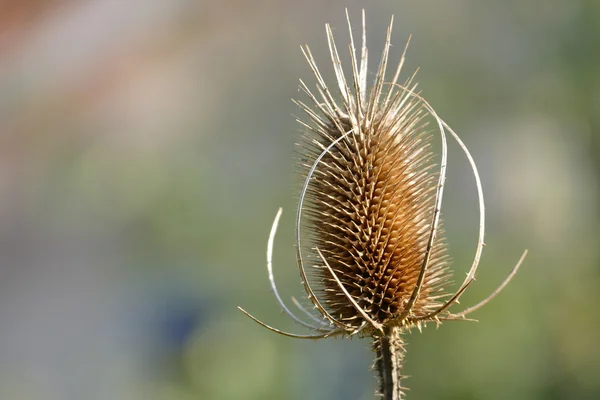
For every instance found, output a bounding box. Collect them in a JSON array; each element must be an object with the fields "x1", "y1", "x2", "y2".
[{"x1": 238, "y1": 9, "x2": 527, "y2": 400}]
